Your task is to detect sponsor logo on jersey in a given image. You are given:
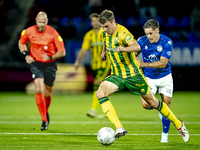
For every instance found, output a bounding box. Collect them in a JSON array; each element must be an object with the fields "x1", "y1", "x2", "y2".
[
  {"x1": 106, "y1": 47, "x2": 118, "y2": 52},
  {"x1": 144, "y1": 54, "x2": 159, "y2": 62},
  {"x1": 91, "y1": 42, "x2": 103, "y2": 46}
]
